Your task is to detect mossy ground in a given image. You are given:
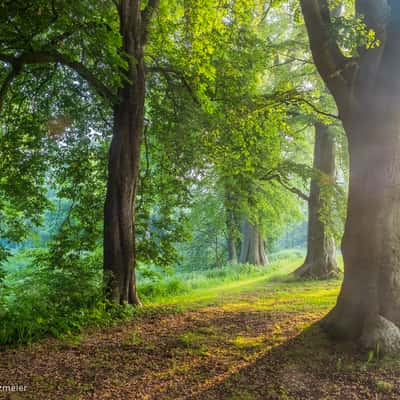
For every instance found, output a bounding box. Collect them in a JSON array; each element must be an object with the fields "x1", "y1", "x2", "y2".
[{"x1": 1, "y1": 258, "x2": 400, "y2": 399}]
